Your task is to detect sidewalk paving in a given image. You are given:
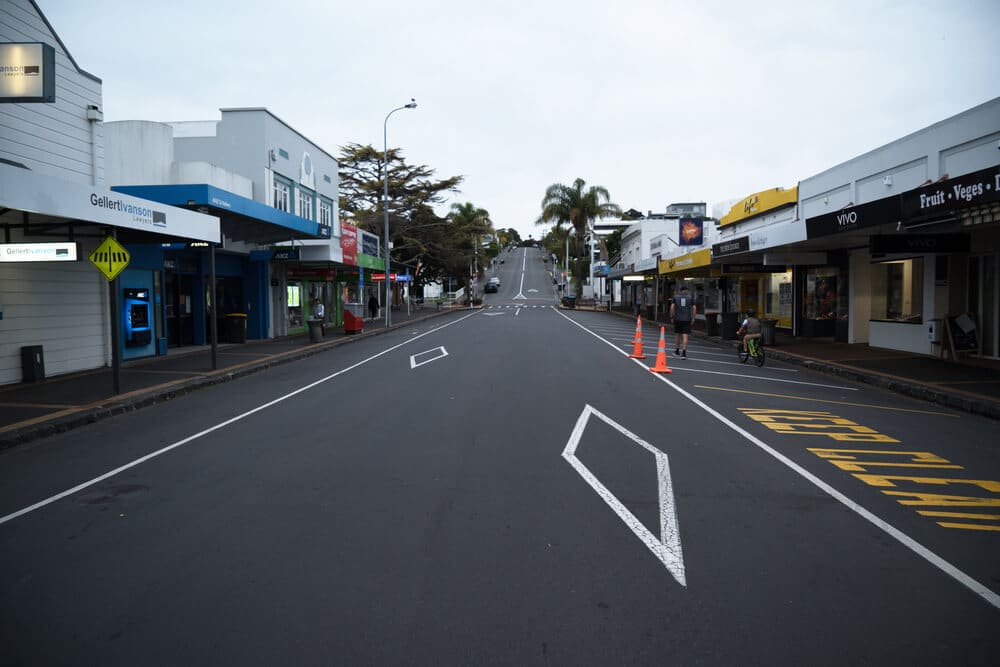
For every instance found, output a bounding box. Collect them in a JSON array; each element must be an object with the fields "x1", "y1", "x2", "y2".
[
  {"x1": 605, "y1": 307, "x2": 1000, "y2": 420},
  {"x1": 0, "y1": 304, "x2": 460, "y2": 449},
  {"x1": 3, "y1": 303, "x2": 999, "y2": 450}
]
